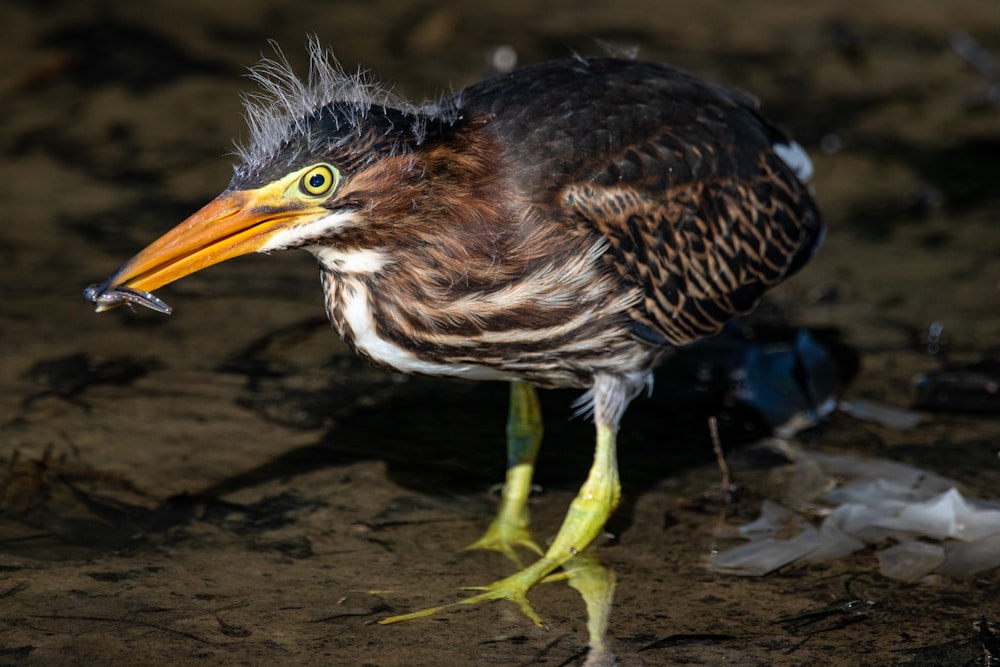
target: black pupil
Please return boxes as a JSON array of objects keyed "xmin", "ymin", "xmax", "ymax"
[{"xmin": 309, "ymin": 172, "xmax": 326, "ymax": 189}]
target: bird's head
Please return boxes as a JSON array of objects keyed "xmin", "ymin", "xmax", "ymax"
[{"xmin": 87, "ymin": 39, "xmax": 448, "ymax": 312}]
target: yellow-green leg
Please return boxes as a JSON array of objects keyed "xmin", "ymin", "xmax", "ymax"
[
  {"xmin": 380, "ymin": 422, "xmax": 621, "ymax": 626},
  {"xmin": 465, "ymin": 381, "xmax": 544, "ymax": 563}
]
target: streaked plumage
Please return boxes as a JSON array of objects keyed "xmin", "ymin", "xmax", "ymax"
[
  {"xmin": 86, "ymin": 40, "xmax": 823, "ymax": 647},
  {"xmin": 236, "ymin": 51, "xmax": 821, "ymax": 397}
]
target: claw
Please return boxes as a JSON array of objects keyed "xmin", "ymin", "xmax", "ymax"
[
  {"xmin": 465, "ymin": 517, "xmax": 544, "ymax": 566},
  {"xmin": 465, "ymin": 381, "xmax": 547, "ymax": 565},
  {"xmin": 379, "ymin": 558, "xmax": 555, "ymax": 626},
  {"xmin": 381, "ymin": 423, "xmax": 621, "ymax": 635}
]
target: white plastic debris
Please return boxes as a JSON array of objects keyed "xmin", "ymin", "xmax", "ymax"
[
  {"xmin": 877, "ymin": 541, "xmax": 945, "ymax": 582},
  {"xmin": 712, "ymin": 524, "xmax": 822, "ymax": 576},
  {"xmin": 838, "ymin": 398, "xmax": 922, "ymax": 429},
  {"xmin": 938, "ymin": 533, "xmax": 1000, "ymax": 576},
  {"xmin": 712, "ymin": 449, "xmax": 1000, "ymax": 581},
  {"xmin": 892, "ymin": 487, "xmax": 1000, "ymax": 541},
  {"xmin": 801, "ymin": 509, "xmax": 866, "ymax": 562},
  {"xmin": 736, "ymin": 500, "xmax": 800, "ymax": 538}
]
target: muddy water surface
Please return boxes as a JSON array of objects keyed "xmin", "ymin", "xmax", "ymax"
[{"xmin": 2, "ymin": 1, "xmax": 999, "ymax": 665}]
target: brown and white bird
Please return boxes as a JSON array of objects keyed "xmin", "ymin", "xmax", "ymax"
[{"xmin": 87, "ymin": 41, "xmax": 822, "ymax": 635}]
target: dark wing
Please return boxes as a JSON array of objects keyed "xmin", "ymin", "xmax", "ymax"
[
  {"xmin": 459, "ymin": 57, "xmax": 822, "ymax": 347},
  {"xmin": 566, "ymin": 93, "xmax": 821, "ymax": 347},
  {"xmin": 565, "ymin": 153, "xmax": 820, "ymax": 347}
]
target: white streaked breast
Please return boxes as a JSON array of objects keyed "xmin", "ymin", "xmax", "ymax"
[{"xmin": 340, "ymin": 281, "xmax": 514, "ymax": 381}]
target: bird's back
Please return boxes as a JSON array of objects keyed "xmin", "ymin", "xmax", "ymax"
[{"xmin": 454, "ymin": 57, "xmax": 823, "ymax": 348}]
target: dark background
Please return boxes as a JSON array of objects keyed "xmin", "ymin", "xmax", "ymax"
[{"xmin": 1, "ymin": 1, "xmax": 998, "ymax": 664}]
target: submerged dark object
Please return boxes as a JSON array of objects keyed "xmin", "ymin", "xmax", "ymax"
[
  {"xmin": 731, "ymin": 328, "xmax": 841, "ymax": 434},
  {"xmin": 914, "ymin": 357, "xmax": 1000, "ymax": 414},
  {"xmin": 980, "ymin": 613, "xmax": 999, "ymax": 666},
  {"xmin": 655, "ymin": 323, "xmax": 852, "ymax": 436}
]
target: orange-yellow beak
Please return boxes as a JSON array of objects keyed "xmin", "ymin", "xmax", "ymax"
[{"xmin": 87, "ymin": 187, "xmax": 329, "ymax": 313}]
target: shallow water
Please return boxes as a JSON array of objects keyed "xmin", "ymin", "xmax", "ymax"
[{"xmin": 1, "ymin": 1, "xmax": 999, "ymax": 664}]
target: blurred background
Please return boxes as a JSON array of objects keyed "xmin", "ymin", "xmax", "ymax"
[{"xmin": 1, "ymin": 1, "xmax": 998, "ymax": 664}]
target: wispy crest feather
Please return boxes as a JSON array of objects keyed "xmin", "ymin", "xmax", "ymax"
[{"xmin": 236, "ymin": 37, "xmax": 426, "ymax": 164}]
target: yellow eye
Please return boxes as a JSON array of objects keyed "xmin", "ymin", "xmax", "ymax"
[{"xmin": 299, "ymin": 164, "xmax": 339, "ymax": 197}]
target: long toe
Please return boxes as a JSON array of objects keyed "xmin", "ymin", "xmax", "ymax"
[
  {"xmin": 465, "ymin": 518, "xmax": 544, "ymax": 565},
  {"xmin": 379, "ymin": 557, "xmax": 556, "ymax": 627}
]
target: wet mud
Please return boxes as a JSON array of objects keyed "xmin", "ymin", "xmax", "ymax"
[{"xmin": 2, "ymin": 1, "xmax": 999, "ymax": 664}]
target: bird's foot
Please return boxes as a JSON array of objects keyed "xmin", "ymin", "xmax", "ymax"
[
  {"xmin": 465, "ymin": 516, "xmax": 544, "ymax": 566},
  {"xmin": 379, "ymin": 557, "xmax": 559, "ymax": 627},
  {"xmin": 466, "ymin": 381, "xmax": 546, "ymax": 565},
  {"xmin": 381, "ymin": 421, "xmax": 621, "ymax": 630}
]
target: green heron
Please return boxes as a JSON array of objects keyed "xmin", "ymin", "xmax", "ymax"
[{"xmin": 86, "ymin": 42, "xmax": 822, "ymax": 628}]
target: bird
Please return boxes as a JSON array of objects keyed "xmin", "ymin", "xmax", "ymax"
[{"xmin": 86, "ymin": 40, "xmax": 823, "ymax": 632}]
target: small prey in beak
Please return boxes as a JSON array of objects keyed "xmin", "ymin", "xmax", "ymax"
[
  {"xmin": 83, "ymin": 284, "xmax": 173, "ymax": 314},
  {"xmin": 83, "ymin": 168, "xmax": 339, "ymax": 316}
]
